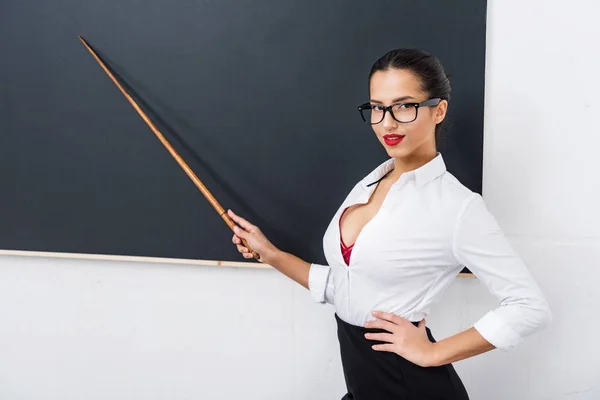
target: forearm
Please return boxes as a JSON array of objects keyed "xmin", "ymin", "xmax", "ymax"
[
  {"xmin": 228, "ymin": 209, "xmax": 312, "ymax": 289},
  {"xmin": 430, "ymin": 327, "xmax": 495, "ymax": 366},
  {"xmin": 266, "ymin": 249, "xmax": 311, "ymax": 290}
]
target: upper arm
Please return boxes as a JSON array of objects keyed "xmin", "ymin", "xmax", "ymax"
[{"xmin": 453, "ymin": 194, "xmax": 552, "ymax": 351}]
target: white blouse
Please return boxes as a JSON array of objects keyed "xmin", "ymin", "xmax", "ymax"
[{"xmin": 308, "ymin": 153, "xmax": 551, "ymax": 351}]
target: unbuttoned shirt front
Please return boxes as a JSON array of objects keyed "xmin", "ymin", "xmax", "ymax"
[{"xmin": 308, "ymin": 153, "xmax": 551, "ymax": 351}]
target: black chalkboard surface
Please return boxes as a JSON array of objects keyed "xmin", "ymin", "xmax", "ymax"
[{"xmin": 0, "ymin": 0, "xmax": 487, "ymax": 267}]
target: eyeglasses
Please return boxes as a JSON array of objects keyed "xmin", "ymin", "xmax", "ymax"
[{"xmin": 357, "ymin": 98, "xmax": 442, "ymax": 124}]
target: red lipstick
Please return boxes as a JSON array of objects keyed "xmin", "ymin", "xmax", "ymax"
[{"xmin": 383, "ymin": 134, "xmax": 405, "ymax": 146}]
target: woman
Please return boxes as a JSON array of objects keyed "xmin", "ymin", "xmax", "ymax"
[{"xmin": 228, "ymin": 48, "xmax": 552, "ymax": 399}]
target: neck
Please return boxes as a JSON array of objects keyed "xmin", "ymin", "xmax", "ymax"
[{"xmin": 389, "ymin": 149, "xmax": 437, "ymax": 180}]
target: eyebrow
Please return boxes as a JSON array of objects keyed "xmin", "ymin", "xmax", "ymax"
[{"xmin": 369, "ymin": 96, "xmax": 416, "ymax": 104}]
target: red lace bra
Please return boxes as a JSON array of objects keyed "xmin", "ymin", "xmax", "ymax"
[{"xmin": 339, "ymin": 207, "xmax": 354, "ymax": 266}]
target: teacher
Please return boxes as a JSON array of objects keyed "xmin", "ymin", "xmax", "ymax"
[{"xmin": 227, "ymin": 48, "xmax": 551, "ymax": 399}]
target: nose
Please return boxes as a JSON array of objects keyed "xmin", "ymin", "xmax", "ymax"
[{"xmin": 382, "ymin": 109, "xmax": 398, "ymax": 130}]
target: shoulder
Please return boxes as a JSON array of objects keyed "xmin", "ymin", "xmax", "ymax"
[
  {"xmin": 418, "ymin": 169, "xmax": 491, "ymax": 232},
  {"xmin": 435, "ymin": 170, "xmax": 480, "ymax": 206},
  {"xmin": 435, "ymin": 171, "xmax": 499, "ymax": 232}
]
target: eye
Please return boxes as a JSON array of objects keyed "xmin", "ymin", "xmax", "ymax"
[
  {"xmin": 371, "ymin": 105, "xmax": 386, "ymax": 112},
  {"xmin": 393, "ymin": 103, "xmax": 416, "ymax": 111}
]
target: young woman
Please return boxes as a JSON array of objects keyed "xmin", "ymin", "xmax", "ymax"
[{"xmin": 227, "ymin": 48, "xmax": 552, "ymax": 400}]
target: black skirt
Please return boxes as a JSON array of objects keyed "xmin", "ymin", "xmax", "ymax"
[{"xmin": 336, "ymin": 314, "xmax": 470, "ymax": 400}]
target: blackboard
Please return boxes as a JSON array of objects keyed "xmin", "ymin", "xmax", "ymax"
[{"xmin": 0, "ymin": 0, "xmax": 487, "ymax": 268}]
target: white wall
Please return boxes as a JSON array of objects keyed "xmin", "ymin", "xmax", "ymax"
[
  {"xmin": 464, "ymin": 0, "xmax": 600, "ymax": 398},
  {"xmin": 0, "ymin": 256, "xmax": 346, "ymax": 399},
  {"xmin": 1, "ymin": 1, "xmax": 599, "ymax": 398}
]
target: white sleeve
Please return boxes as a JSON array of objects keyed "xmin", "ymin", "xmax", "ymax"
[
  {"xmin": 453, "ymin": 194, "xmax": 552, "ymax": 351},
  {"xmin": 308, "ymin": 263, "xmax": 335, "ymax": 305}
]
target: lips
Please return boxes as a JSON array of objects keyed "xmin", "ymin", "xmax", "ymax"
[{"xmin": 383, "ymin": 134, "xmax": 405, "ymax": 146}]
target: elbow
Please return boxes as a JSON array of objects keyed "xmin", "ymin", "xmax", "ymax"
[
  {"xmin": 534, "ymin": 297, "xmax": 553, "ymax": 332},
  {"xmin": 519, "ymin": 294, "xmax": 553, "ymax": 337},
  {"xmin": 491, "ymin": 295, "xmax": 553, "ymax": 351},
  {"xmin": 475, "ymin": 290, "xmax": 553, "ymax": 352}
]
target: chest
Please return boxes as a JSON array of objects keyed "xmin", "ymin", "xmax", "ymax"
[
  {"xmin": 339, "ymin": 181, "xmax": 392, "ymax": 246},
  {"xmin": 323, "ymin": 186, "xmax": 457, "ymax": 271}
]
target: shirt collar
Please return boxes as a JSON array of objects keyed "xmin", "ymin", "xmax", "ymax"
[{"xmin": 362, "ymin": 153, "xmax": 447, "ymax": 188}]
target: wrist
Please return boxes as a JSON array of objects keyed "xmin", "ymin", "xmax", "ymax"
[
  {"xmin": 427, "ymin": 342, "xmax": 443, "ymax": 367},
  {"xmin": 430, "ymin": 342, "xmax": 448, "ymax": 367},
  {"xmin": 262, "ymin": 246, "xmax": 283, "ymax": 266}
]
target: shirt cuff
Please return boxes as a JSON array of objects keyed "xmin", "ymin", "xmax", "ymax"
[
  {"xmin": 308, "ymin": 263, "xmax": 331, "ymax": 303},
  {"xmin": 473, "ymin": 310, "xmax": 524, "ymax": 351}
]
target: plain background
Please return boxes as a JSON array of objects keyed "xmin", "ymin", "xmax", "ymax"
[{"xmin": 1, "ymin": 0, "xmax": 598, "ymax": 399}]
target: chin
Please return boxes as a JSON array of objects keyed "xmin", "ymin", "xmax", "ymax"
[{"xmin": 384, "ymin": 145, "xmax": 414, "ymax": 159}]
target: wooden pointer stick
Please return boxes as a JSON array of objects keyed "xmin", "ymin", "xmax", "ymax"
[{"xmin": 78, "ymin": 36, "xmax": 259, "ymax": 260}]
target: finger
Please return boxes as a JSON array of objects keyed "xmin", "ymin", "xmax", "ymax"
[
  {"xmin": 372, "ymin": 311, "xmax": 404, "ymax": 325},
  {"xmin": 236, "ymin": 245, "xmax": 248, "ymax": 253},
  {"xmin": 364, "ymin": 319, "xmax": 397, "ymax": 333},
  {"xmin": 227, "ymin": 209, "xmax": 255, "ymax": 232},
  {"xmin": 364, "ymin": 332, "xmax": 395, "ymax": 343},
  {"xmin": 372, "ymin": 343, "xmax": 396, "ymax": 352},
  {"xmin": 233, "ymin": 225, "xmax": 249, "ymax": 239},
  {"xmin": 232, "ymin": 235, "xmax": 241, "ymax": 244}
]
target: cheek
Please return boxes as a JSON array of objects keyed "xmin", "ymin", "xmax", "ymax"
[
  {"xmin": 407, "ymin": 115, "xmax": 436, "ymax": 140},
  {"xmin": 372, "ymin": 125, "xmax": 386, "ymax": 138},
  {"xmin": 402, "ymin": 122, "xmax": 427, "ymax": 141}
]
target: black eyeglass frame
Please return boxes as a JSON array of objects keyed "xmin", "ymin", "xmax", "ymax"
[{"xmin": 357, "ymin": 97, "xmax": 443, "ymax": 124}]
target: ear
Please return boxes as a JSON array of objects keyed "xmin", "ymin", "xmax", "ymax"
[{"xmin": 434, "ymin": 100, "xmax": 448, "ymax": 124}]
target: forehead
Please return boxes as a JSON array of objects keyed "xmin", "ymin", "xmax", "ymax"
[{"xmin": 369, "ymin": 69, "xmax": 424, "ymax": 100}]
